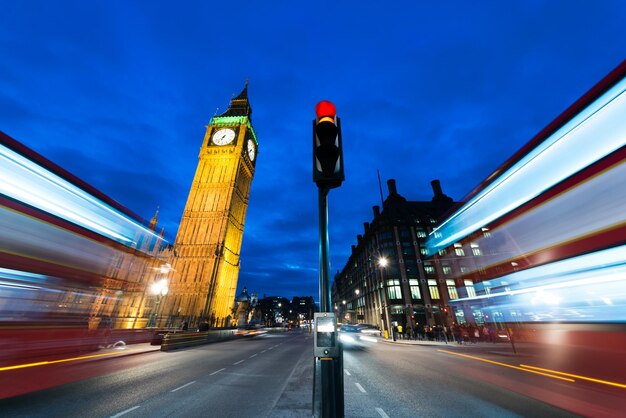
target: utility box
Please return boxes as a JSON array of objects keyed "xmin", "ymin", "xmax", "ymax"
[{"xmin": 314, "ymin": 312, "xmax": 338, "ymax": 358}]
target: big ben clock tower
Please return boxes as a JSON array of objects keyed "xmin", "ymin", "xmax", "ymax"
[{"xmin": 165, "ymin": 83, "xmax": 257, "ymax": 328}]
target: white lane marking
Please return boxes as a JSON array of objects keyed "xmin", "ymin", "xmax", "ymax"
[
  {"xmin": 344, "ymin": 369, "xmax": 351, "ymax": 376},
  {"xmin": 355, "ymin": 382, "xmax": 366, "ymax": 393},
  {"xmin": 261, "ymin": 350, "xmax": 267, "ymax": 353},
  {"xmin": 171, "ymin": 381, "xmax": 196, "ymax": 392},
  {"xmin": 210, "ymin": 368, "xmax": 226, "ymax": 376},
  {"xmin": 268, "ymin": 347, "xmax": 274, "ymax": 350},
  {"xmin": 234, "ymin": 360, "xmax": 245, "ymax": 365},
  {"xmin": 376, "ymin": 407, "xmax": 390, "ymax": 418},
  {"xmin": 110, "ymin": 406, "xmax": 140, "ymax": 418},
  {"xmin": 249, "ymin": 354, "xmax": 257, "ymax": 358}
]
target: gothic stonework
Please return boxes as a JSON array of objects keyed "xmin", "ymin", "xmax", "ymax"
[{"xmin": 164, "ymin": 83, "xmax": 257, "ymax": 327}]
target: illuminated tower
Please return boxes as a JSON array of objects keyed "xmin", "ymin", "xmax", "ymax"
[{"xmin": 166, "ymin": 83, "xmax": 257, "ymax": 327}]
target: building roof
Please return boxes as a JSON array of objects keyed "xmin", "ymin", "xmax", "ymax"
[{"xmin": 236, "ymin": 286, "xmax": 251, "ymax": 302}]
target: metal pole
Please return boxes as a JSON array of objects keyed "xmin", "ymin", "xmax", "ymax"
[
  {"xmin": 314, "ymin": 185, "xmax": 344, "ymax": 418},
  {"xmin": 318, "ymin": 187, "xmax": 331, "ymax": 312}
]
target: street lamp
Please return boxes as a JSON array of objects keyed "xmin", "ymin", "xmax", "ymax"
[
  {"xmin": 354, "ymin": 289, "xmax": 360, "ymax": 324},
  {"xmin": 149, "ymin": 278, "xmax": 169, "ymax": 327},
  {"xmin": 377, "ymin": 256, "xmax": 392, "ymax": 339}
]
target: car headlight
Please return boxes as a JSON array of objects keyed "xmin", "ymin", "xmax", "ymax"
[
  {"xmin": 359, "ymin": 336, "xmax": 377, "ymax": 343},
  {"xmin": 339, "ymin": 334, "xmax": 355, "ymax": 343}
]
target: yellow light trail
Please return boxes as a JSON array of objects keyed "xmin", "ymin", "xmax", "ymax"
[
  {"xmin": 520, "ymin": 364, "xmax": 626, "ymax": 389},
  {"xmin": 437, "ymin": 350, "xmax": 575, "ymax": 383},
  {"xmin": 0, "ymin": 351, "xmax": 125, "ymax": 372}
]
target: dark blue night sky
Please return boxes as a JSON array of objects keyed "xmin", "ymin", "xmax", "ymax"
[{"xmin": 1, "ymin": 1, "xmax": 624, "ymax": 300}]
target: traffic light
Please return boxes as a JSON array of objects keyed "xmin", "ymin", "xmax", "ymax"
[
  {"xmin": 313, "ymin": 100, "xmax": 344, "ymax": 189},
  {"xmin": 442, "ymin": 306, "xmax": 449, "ymax": 314}
]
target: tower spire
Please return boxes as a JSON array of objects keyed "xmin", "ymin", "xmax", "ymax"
[
  {"xmin": 218, "ymin": 81, "xmax": 252, "ymax": 118},
  {"xmin": 149, "ymin": 206, "xmax": 160, "ymax": 230}
]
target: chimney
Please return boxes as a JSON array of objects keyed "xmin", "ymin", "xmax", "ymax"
[
  {"xmin": 431, "ymin": 179, "xmax": 443, "ymax": 197},
  {"xmin": 364, "ymin": 222, "xmax": 370, "ymax": 233},
  {"xmin": 387, "ymin": 179, "xmax": 397, "ymax": 196},
  {"xmin": 373, "ymin": 205, "xmax": 380, "ymax": 217}
]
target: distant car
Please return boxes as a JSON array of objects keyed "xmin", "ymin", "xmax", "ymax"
[
  {"xmin": 338, "ymin": 324, "xmax": 377, "ymax": 347},
  {"xmin": 340, "ymin": 324, "xmax": 361, "ymax": 333},
  {"xmin": 338, "ymin": 324, "xmax": 362, "ymax": 346}
]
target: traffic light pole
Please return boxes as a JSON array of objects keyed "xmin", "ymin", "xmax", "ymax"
[
  {"xmin": 314, "ymin": 186, "xmax": 344, "ymax": 418},
  {"xmin": 318, "ymin": 187, "xmax": 331, "ymax": 311}
]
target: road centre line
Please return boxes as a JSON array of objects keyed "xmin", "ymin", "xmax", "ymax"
[
  {"xmin": 234, "ymin": 360, "xmax": 245, "ymax": 365},
  {"xmin": 344, "ymin": 369, "xmax": 351, "ymax": 376},
  {"xmin": 109, "ymin": 405, "xmax": 140, "ymax": 418},
  {"xmin": 437, "ymin": 350, "xmax": 574, "ymax": 382},
  {"xmin": 171, "ymin": 381, "xmax": 196, "ymax": 392},
  {"xmin": 249, "ymin": 354, "xmax": 257, "ymax": 358},
  {"xmin": 519, "ymin": 364, "xmax": 626, "ymax": 389},
  {"xmin": 376, "ymin": 407, "xmax": 390, "ymax": 418},
  {"xmin": 355, "ymin": 382, "xmax": 366, "ymax": 393},
  {"xmin": 210, "ymin": 368, "xmax": 226, "ymax": 376}
]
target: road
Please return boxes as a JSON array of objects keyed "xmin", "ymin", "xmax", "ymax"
[
  {"xmin": 2, "ymin": 330, "xmax": 624, "ymax": 417},
  {"xmin": 1, "ymin": 332, "xmax": 312, "ymax": 418}
]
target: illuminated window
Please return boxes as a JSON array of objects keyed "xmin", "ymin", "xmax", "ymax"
[
  {"xmin": 446, "ymin": 280, "xmax": 458, "ymax": 299},
  {"xmin": 428, "ymin": 279, "xmax": 440, "ymax": 299},
  {"xmin": 409, "ymin": 279, "xmax": 421, "ymax": 299},
  {"xmin": 424, "ymin": 265, "xmax": 435, "ymax": 275},
  {"xmin": 416, "ymin": 230, "xmax": 427, "ymax": 238},
  {"xmin": 482, "ymin": 227, "xmax": 491, "ymax": 238},
  {"xmin": 438, "ymin": 249, "xmax": 446, "ymax": 256},
  {"xmin": 471, "ymin": 243, "xmax": 482, "ymax": 256},
  {"xmin": 420, "ymin": 247, "xmax": 428, "ymax": 255},
  {"xmin": 464, "ymin": 280, "xmax": 476, "ymax": 298},
  {"xmin": 442, "ymin": 265, "xmax": 452, "ymax": 275},
  {"xmin": 454, "ymin": 243, "xmax": 465, "ymax": 256},
  {"xmin": 387, "ymin": 279, "xmax": 402, "ymax": 300},
  {"xmin": 391, "ymin": 306, "xmax": 405, "ymax": 315},
  {"xmin": 460, "ymin": 266, "xmax": 469, "ymax": 273}
]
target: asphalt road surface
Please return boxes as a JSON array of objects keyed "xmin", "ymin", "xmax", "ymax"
[{"xmin": 4, "ymin": 331, "xmax": 622, "ymax": 417}]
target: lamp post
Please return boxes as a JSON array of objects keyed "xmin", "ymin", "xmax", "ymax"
[
  {"xmin": 354, "ymin": 289, "xmax": 360, "ymax": 324},
  {"xmin": 150, "ymin": 278, "xmax": 169, "ymax": 327},
  {"xmin": 377, "ymin": 256, "xmax": 392, "ymax": 339}
]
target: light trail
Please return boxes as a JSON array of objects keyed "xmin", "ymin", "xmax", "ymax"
[
  {"xmin": 0, "ymin": 350, "xmax": 127, "ymax": 372},
  {"xmin": 437, "ymin": 350, "xmax": 575, "ymax": 382},
  {"xmin": 519, "ymin": 364, "xmax": 626, "ymax": 389}
]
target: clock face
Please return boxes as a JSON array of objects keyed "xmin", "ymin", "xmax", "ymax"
[
  {"xmin": 212, "ymin": 128, "xmax": 236, "ymax": 146},
  {"xmin": 247, "ymin": 139, "xmax": 256, "ymax": 161}
]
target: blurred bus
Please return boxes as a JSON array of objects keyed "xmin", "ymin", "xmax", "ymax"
[
  {"xmin": 425, "ymin": 61, "xmax": 626, "ymax": 342},
  {"xmin": 0, "ymin": 132, "xmax": 168, "ymax": 364}
]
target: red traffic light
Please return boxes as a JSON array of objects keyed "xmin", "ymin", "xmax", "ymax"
[{"xmin": 315, "ymin": 100, "xmax": 336, "ymax": 119}]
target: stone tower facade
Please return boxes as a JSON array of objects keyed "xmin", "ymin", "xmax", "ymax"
[{"xmin": 164, "ymin": 83, "xmax": 257, "ymax": 327}]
